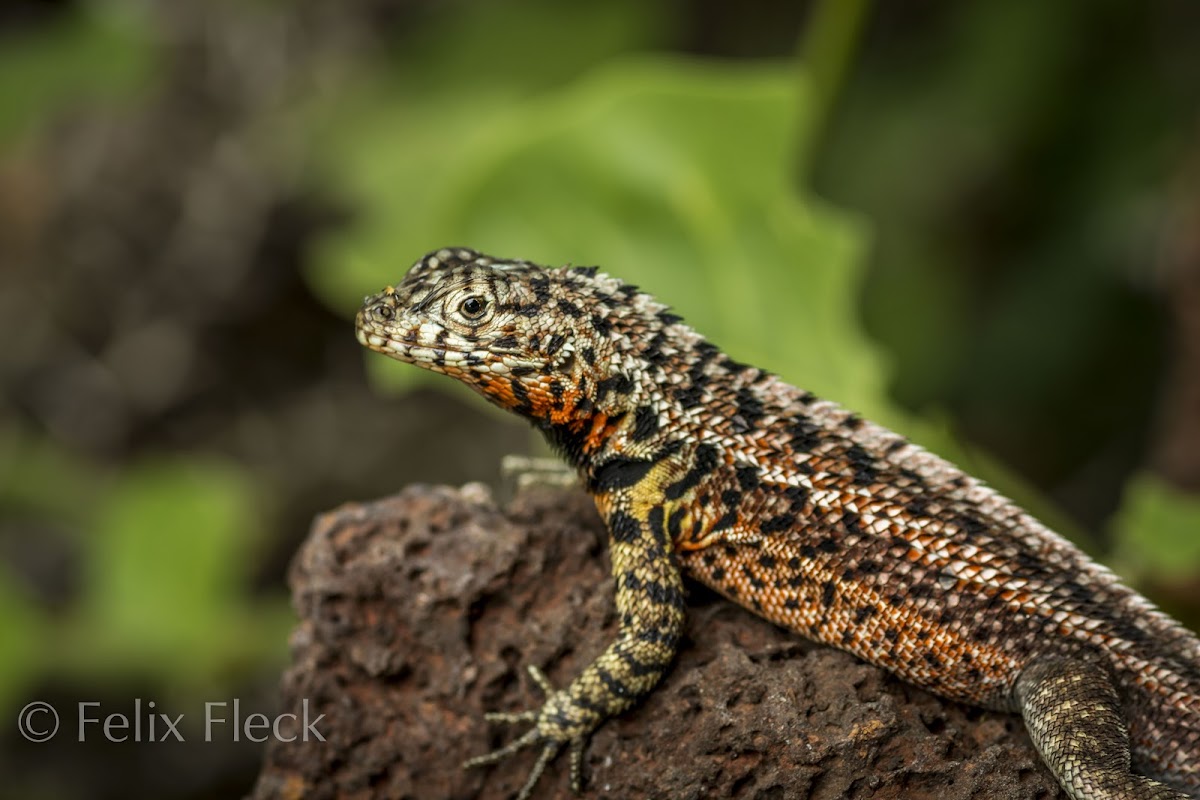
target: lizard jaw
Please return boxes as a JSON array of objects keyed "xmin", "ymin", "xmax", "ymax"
[{"xmin": 356, "ymin": 326, "xmax": 542, "ymax": 376}]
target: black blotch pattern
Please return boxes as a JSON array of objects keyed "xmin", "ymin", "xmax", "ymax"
[
  {"xmin": 956, "ymin": 513, "xmax": 988, "ymax": 537},
  {"xmin": 906, "ymin": 497, "xmax": 931, "ymax": 517},
  {"xmin": 667, "ymin": 507, "xmax": 686, "ymax": 540},
  {"xmin": 595, "ymin": 666, "xmax": 631, "ymax": 698},
  {"xmin": 733, "ymin": 388, "xmax": 766, "ymax": 432},
  {"xmin": 492, "ymin": 335, "xmax": 518, "ymax": 349},
  {"xmin": 510, "ymin": 379, "xmax": 530, "ymax": 408},
  {"xmin": 711, "ymin": 509, "xmax": 740, "ymax": 532},
  {"xmin": 789, "ymin": 416, "xmax": 823, "ymax": 451},
  {"xmin": 543, "ymin": 420, "xmax": 588, "ymax": 463},
  {"xmin": 674, "ymin": 385, "xmax": 705, "ymax": 409},
  {"xmin": 664, "ymin": 444, "xmax": 719, "ymax": 500},
  {"xmin": 761, "ymin": 514, "xmax": 796, "ymax": 534},
  {"xmin": 609, "ymin": 512, "xmax": 641, "ymax": 543},
  {"xmin": 591, "ymin": 456, "xmax": 657, "ymax": 491},
  {"xmin": 736, "ymin": 466, "xmax": 760, "ymax": 491},
  {"xmin": 530, "ymin": 275, "xmax": 551, "ymax": 302},
  {"xmin": 646, "ymin": 507, "xmax": 667, "ymax": 553},
  {"xmin": 783, "ymin": 484, "xmax": 810, "ymax": 512},
  {"xmin": 631, "ymin": 405, "xmax": 659, "ymax": 441},
  {"xmin": 845, "ymin": 444, "xmax": 878, "ymax": 486},
  {"xmin": 742, "ymin": 565, "xmax": 765, "ymax": 591},
  {"xmin": 595, "ymin": 373, "xmax": 634, "ymax": 403},
  {"xmin": 558, "ymin": 299, "xmax": 583, "ymax": 318}
]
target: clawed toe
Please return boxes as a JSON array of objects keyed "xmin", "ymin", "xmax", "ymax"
[
  {"xmin": 483, "ymin": 710, "xmax": 538, "ymax": 725},
  {"xmin": 462, "ymin": 728, "xmax": 541, "ymax": 769},
  {"xmin": 464, "ymin": 663, "xmax": 589, "ymax": 799}
]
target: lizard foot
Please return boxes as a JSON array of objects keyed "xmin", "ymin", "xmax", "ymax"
[{"xmin": 464, "ymin": 664, "xmax": 590, "ymax": 800}]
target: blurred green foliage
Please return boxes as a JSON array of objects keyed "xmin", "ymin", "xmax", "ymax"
[
  {"xmin": 0, "ymin": 1, "xmax": 152, "ymax": 146},
  {"xmin": 308, "ymin": 0, "xmax": 1075, "ymax": 530},
  {"xmin": 70, "ymin": 459, "xmax": 291, "ymax": 687},
  {"xmin": 312, "ymin": 58, "xmax": 885, "ymax": 412},
  {"xmin": 817, "ymin": 1, "xmax": 1188, "ymax": 501},
  {"xmin": 0, "ymin": 0, "xmax": 287, "ymax": 715},
  {"xmin": 307, "ymin": 0, "xmax": 898, "ymax": 417},
  {"xmin": 0, "ymin": 432, "xmax": 92, "ymax": 711},
  {"xmin": 0, "ymin": 436, "xmax": 290, "ymax": 712},
  {"xmin": 1114, "ymin": 475, "xmax": 1200, "ymax": 583},
  {"xmin": 0, "ymin": 550, "xmax": 42, "ymax": 712}
]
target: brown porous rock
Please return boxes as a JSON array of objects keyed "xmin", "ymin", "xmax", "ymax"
[{"xmin": 249, "ymin": 484, "xmax": 1065, "ymax": 800}]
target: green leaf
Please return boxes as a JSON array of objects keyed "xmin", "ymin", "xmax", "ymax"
[
  {"xmin": 312, "ymin": 58, "xmax": 886, "ymax": 404},
  {"xmin": 1112, "ymin": 474, "xmax": 1200, "ymax": 582},
  {"xmin": 378, "ymin": 0, "xmax": 669, "ymax": 98},
  {"xmin": 309, "ymin": 51, "xmax": 1075, "ymax": 535},
  {"xmin": 65, "ymin": 459, "xmax": 287, "ymax": 686}
]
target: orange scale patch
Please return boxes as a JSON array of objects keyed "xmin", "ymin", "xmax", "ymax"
[{"xmin": 480, "ymin": 376, "xmax": 519, "ymax": 409}]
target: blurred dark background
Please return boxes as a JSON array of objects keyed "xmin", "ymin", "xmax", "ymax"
[{"xmin": 1, "ymin": 0, "xmax": 1197, "ymax": 797}]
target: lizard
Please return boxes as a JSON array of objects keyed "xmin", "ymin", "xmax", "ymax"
[{"xmin": 355, "ymin": 247, "xmax": 1200, "ymax": 800}]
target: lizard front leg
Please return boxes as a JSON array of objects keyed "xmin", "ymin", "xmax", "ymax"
[
  {"xmin": 1016, "ymin": 656, "xmax": 1192, "ymax": 800},
  {"xmin": 465, "ymin": 473, "xmax": 687, "ymax": 799}
]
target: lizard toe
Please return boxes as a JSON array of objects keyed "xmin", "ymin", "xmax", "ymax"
[{"xmin": 464, "ymin": 664, "xmax": 596, "ymax": 798}]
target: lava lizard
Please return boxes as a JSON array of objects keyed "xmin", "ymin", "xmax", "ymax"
[{"xmin": 355, "ymin": 247, "xmax": 1200, "ymax": 799}]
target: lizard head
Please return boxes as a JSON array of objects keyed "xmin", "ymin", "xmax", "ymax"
[{"xmin": 356, "ymin": 247, "xmax": 651, "ymax": 423}]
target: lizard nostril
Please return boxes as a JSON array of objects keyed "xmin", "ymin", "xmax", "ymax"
[{"xmin": 372, "ymin": 304, "xmax": 395, "ymax": 322}]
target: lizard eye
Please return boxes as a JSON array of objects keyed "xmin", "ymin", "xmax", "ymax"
[{"xmin": 459, "ymin": 295, "xmax": 488, "ymax": 320}]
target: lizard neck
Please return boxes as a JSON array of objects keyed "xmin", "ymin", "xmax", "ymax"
[
  {"xmin": 531, "ymin": 341, "xmax": 659, "ymax": 473},
  {"xmin": 532, "ymin": 357, "xmax": 643, "ymax": 473}
]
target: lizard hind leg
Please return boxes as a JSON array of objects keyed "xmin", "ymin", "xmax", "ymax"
[{"xmin": 1016, "ymin": 656, "xmax": 1192, "ymax": 800}]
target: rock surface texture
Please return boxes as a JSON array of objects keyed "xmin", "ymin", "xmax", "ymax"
[{"xmin": 249, "ymin": 484, "xmax": 1065, "ymax": 800}]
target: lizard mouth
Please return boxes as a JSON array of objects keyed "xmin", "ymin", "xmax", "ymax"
[
  {"xmin": 356, "ymin": 327, "xmax": 467, "ymax": 364},
  {"xmin": 356, "ymin": 327, "xmax": 541, "ymax": 373}
]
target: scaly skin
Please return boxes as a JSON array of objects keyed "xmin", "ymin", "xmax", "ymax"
[{"xmin": 355, "ymin": 247, "xmax": 1200, "ymax": 800}]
